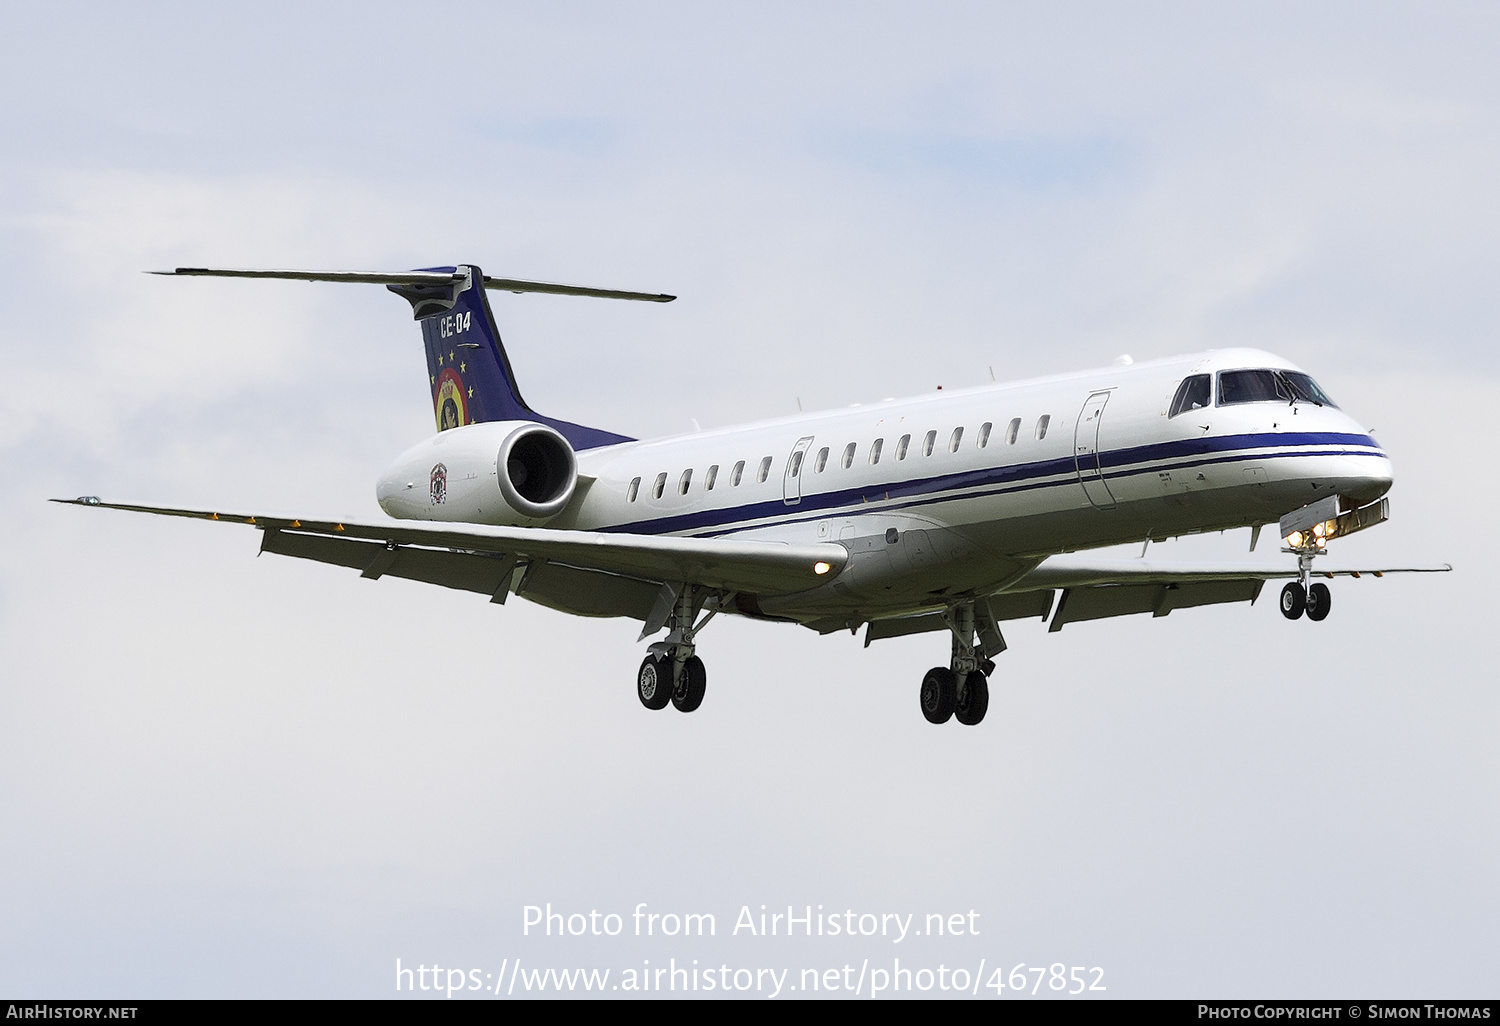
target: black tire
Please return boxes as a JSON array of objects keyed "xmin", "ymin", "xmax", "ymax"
[
  {"xmin": 671, "ymin": 655, "xmax": 707, "ymax": 713},
  {"xmin": 1280, "ymin": 582, "xmax": 1306, "ymax": 620},
  {"xmin": 637, "ymin": 655, "xmax": 672, "ymax": 710},
  {"xmin": 919, "ymin": 667, "xmax": 958, "ymax": 724},
  {"xmin": 955, "ymin": 671, "xmax": 989, "ymax": 726},
  {"xmin": 1306, "ymin": 582, "xmax": 1331, "ymax": 622}
]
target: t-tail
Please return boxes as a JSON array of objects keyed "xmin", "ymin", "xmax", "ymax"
[{"xmin": 153, "ymin": 263, "xmax": 675, "ymax": 450}]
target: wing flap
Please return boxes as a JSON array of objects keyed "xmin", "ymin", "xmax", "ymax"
[
  {"xmin": 1047, "ymin": 579, "xmax": 1264, "ymax": 632},
  {"xmin": 862, "ymin": 590, "xmax": 1055, "ymax": 646},
  {"xmin": 518, "ymin": 561, "xmax": 661, "ymax": 620},
  {"xmin": 262, "ymin": 530, "xmax": 516, "ymax": 596}
]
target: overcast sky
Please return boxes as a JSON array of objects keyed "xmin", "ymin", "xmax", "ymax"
[{"xmin": 1, "ymin": 2, "xmax": 1495, "ymax": 999}]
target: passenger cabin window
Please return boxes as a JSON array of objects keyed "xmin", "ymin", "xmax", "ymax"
[
  {"xmin": 652, "ymin": 472, "xmax": 667, "ymax": 499},
  {"xmin": 869, "ymin": 438, "xmax": 883, "ymax": 464},
  {"xmin": 678, "ymin": 469, "xmax": 692, "ymax": 495},
  {"xmin": 948, "ymin": 427, "xmax": 963, "ymax": 452},
  {"xmin": 978, "ymin": 422, "xmax": 992, "ymax": 448},
  {"xmin": 896, "ymin": 434, "xmax": 911, "ymax": 460},
  {"xmin": 1035, "ymin": 415, "xmax": 1050, "ymax": 441},
  {"xmin": 1170, "ymin": 374, "xmax": 1212, "ymax": 417},
  {"xmin": 841, "ymin": 442, "xmax": 856, "ymax": 469},
  {"xmin": 627, "ymin": 477, "xmax": 640, "ymax": 502},
  {"xmin": 1006, "ymin": 418, "xmax": 1021, "ymax": 444},
  {"xmin": 705, "ymin": 465, "xmax": 718, "ymax": 490},
  {"xmin": 815, "ymin": 446, "xmax": 829, "ymax": 472},
  {"xmin": 757, "ymin": 456, "xmax": 773, "ymax": 483},
  {"xmin": 731, "ymin": 460, "xmax": 745, "ymax": 486},
  {"xmin": 789, "ymin": 450, "xmax": 804, "ymax": 477},
  {"xmin": 923, "ymin": 430, "xmax": 937, "ymax": 456}
]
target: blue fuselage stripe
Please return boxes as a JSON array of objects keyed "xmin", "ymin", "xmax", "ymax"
[{"xmin": 600, "ymin": 432, "xmax": 1384, "ymax": 538}]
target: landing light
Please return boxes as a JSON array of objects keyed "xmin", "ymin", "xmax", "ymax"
[{"xmin": 813, "ymin": 561, "xmax": 832, "ymax": 575}]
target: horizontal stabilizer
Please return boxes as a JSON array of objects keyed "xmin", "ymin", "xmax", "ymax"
[{"xmin": 152, "ymin": 267, "xmax": 675, "ymax": 302}]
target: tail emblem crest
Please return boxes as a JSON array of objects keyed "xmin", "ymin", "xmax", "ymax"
[{"xmin": 434, "ymin": 370, "xmax": 470, "ymax": 431}]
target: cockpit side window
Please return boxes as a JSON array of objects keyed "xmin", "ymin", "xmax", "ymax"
[{"xmin": 1169, "ymin": 374, "xmax": 1212, "ymax": 418}]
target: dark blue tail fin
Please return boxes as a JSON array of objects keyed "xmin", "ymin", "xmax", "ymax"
[{"xmin": 387, "ymin": 264, "xmax": 633, "ymax": 450}]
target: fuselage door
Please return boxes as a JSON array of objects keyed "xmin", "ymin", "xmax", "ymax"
[
  {"xmin": 784, "ymin": 435, "xmax": 815, "ymax": 505},
  {"xmin": 1074, "ymin": 391, "xmax": 1117, "ymax": 509}
]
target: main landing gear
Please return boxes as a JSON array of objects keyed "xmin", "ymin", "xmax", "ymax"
[
  {"xmin": 636, "ymin": 585, "xmax": 726, "ymax": 714},
  {"xmin": 637, "ymin": 652, "xmax": 706, "ymax": 711},
  {"xmin": 920, "ymin": 601, "xmax": 1002, "ymax": 726}
]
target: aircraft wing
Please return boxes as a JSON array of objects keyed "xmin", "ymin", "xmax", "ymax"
[
  {"xmin": 1011, "ymin": 553, "xmax": 1451, "ymax": 632},
  {"xmin": 52, "ymin": 499, "xmax": 845, "ymax": 621}
]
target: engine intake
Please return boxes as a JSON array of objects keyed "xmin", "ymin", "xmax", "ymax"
[{"xmin": 497, "ymin": 424, "xmax": 577, "ymax": 520}]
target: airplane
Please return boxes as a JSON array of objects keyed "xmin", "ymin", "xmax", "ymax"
[{"xmin": 58, "ymin": 263, "xmax": 1450, "ymax": 725}]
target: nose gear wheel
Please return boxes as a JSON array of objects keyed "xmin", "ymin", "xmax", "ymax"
[
  {"xmin": 1305, "ymin": 582, "xmax": 1331, "ymax": 621},
  {"xmin": 1280, "ymin": 582, "xmax": 1306, "ymax": 620}
]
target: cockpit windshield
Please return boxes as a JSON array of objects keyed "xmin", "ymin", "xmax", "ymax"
[
  {"xmin": 1280, "ymin": 371, "xmax": 1337, "ymax": 407},
  {"xmin": 1217, "ymin": 369, "xmax": 1338, "ymax": 409}
]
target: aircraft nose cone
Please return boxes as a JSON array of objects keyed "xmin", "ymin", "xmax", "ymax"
[{"xmin": 1342, "ymin": 441, "xmax": 1393, "ymax": 506}]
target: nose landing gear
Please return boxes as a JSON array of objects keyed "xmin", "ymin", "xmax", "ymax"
[
  {"xmin": 1279, "ymin": 546, "xmax": 1337, "ymax": 624},
  {"xmin": 1280, "ymin": 576, "xmax": 1332, "ymax": 623},
  {"xmin": 1275, "ymin": 495, "xmax": 1389, "ymax": 626}
]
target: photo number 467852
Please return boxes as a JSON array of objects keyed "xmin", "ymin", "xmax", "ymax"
[{"xmin": 989, "ymin": 964, "xmax": 1106, "ymax": 996}]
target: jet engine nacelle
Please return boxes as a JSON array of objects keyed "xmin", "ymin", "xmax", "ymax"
[{"xmin": 376, "ymin": 421, "xmax": 578, "ymax": 526}]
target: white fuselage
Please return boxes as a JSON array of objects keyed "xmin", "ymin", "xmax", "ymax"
[{"xmin": 378, "ymin": 348, "xmax": 1392, "ymax": 621}]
